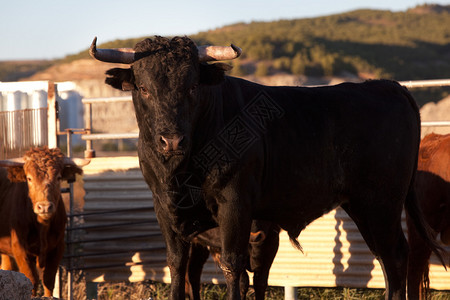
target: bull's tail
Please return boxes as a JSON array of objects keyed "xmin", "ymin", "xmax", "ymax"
[
  {"xmin": 405, "ymin": 195, "xmax": 443, "ymax": 296},
  {"xmin": 401, "ymin": 82, "xmax": 448, "ymax": 296},
  {"xmin": 405, "ymin": 187, "xmax": 447, "ymax": 299},
  {"xmin": 405, "ymin": 186, "xmax": 447, "ymax": 268},
  {"xmin": 287, "ymin": 232, "xmax": 303, "ymax": 253},
  {"xmin": 403, "ymin": 80, "xmax": 447, "ymax": 267}
]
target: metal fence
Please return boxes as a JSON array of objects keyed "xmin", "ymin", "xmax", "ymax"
[{"xmin": 0, "ymin": 81, "xmax": 59, "ymax": 159}]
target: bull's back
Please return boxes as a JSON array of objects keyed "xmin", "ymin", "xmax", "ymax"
[{"xmin": 252, "ymin": 80, "xmax": 420, "ymax": 225}]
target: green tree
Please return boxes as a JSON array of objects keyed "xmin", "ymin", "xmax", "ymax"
[
  {"xmin": 291, "ymin": 53, "xmax": 307, "ymax": 75},
  {"xmin": 255, "ymin": 63, "xmax": 269, "ymax": 77},
  {"xmin": 273, "ymin": 56, "xmax": 292, "ymax": 72}
]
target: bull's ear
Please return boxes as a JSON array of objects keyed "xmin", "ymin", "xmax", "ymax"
[
  {"xmin": 7, "ymin": 167, "xmax": 26, "ymax": 183},
  {"xmin": 62, "ymin": 165, "xmax": 83, "ymax": 183},
  {"xmin": 105, "ymin": 68, "xmax": 135, "ymax": 91},
  {"xmin": 199, "ymin": 63, "xmax": 232, "ymax": 85}
]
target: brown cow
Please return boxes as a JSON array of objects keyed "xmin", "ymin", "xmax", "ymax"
[
  {"xmin": 407, "ymin": 133, "xmax": 450, "ymax": 300},
  {"xmin": 0, "ymin": 147, "xmax": 89, "ymax": 297}
]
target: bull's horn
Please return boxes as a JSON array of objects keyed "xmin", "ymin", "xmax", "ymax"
[
  {"xmin": 198, "ymin": 44, "xmax": 242, "ymax": 62},
  {"xmin": 89, "ymin": 37, "xmax": 136, "ymax": 64},
  {"xmin": 63, "ymin": 157, "xmax": 91, "ymax": 167},
  {"xmin": 0, "ymin": 158, "xmax": 25, "ymax": 167}
]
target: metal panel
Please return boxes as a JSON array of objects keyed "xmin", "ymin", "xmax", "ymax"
[
  {"xmin": 0, "ymin": 81, "xmax": 62, "ymax": 158},
  {"xmin": 81, "ymin": 157, "xmax": 163, "ymax": 282},
  {"xmin": 81, "ymin": 157, "xmax": 450, "ymax": 290},
  {"xmin": 0, "ymin": 108, "xmax": 48, "ymax": 159},
  {"xmin": 266, "ymin": 210, "xmax": 450, "ymax": 290}
]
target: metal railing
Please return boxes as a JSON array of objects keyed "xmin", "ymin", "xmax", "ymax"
[{"xmin": 399, "ymin": 78, "xmax": 450, "ymax": 88}]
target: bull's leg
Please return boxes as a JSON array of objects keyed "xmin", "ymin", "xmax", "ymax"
[
  {"xmin": 239, "ymin": 269, "xmax": 249, "ymax": 299},
  {"xmin": 156, "ymin": 210, "xmax": 190, "ymax": 300},
  {"xmin": 342, "ymin": 203, "xmax": 408, "ymax": 300},
  {"xmin": 41, "ymin": 244, "xmax": 65, "ymax": 297},
  {"xmin": 249, "ymin": 222, "xmax": 280, "ymax": 300},
  {"xmin": 406, "ymin": 217, "xmax": 433, "ymax": 300},
  {"xmin": 186, "ymin": 243, "xmax": 210, "ymax": 300},
  {"xmin": 167, "ymin": 235, "xmax": 190, "ymax": 299},
  {"xmin": 217, "ymin": 196, "xmax": 252, "ymax": 300}
]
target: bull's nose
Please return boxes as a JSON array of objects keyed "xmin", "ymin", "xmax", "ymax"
[
  {"xmin": 158, "ymin": 134, "xmax": 185, "ymax": 152},
  {"xmin": 35, "ymin": 202, "xmax": 55, "ymax": 215}
]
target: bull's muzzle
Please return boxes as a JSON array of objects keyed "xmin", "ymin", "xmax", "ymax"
[
  {"xmin": 157, "ymin": 134, "xmax": 186, "ymax": 153},
  {"xmin": 34, "ymin": 201, "xmax": 55, "ymax": 220}
]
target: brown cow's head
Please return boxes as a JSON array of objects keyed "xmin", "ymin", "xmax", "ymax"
[
  {"xmin": 0, "ymin": 147, "xmax": 89, "ymax": 224},
  {"xmin": 89, "ymin": 36, "xmax": 241, "ymax": 164}
]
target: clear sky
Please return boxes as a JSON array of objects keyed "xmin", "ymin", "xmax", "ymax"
[{"xmin": 1, "ymin": 1, "xmax": 449, "ymax": 60}]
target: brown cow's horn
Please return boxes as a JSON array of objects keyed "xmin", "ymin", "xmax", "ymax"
[
  {"xmin": 62, "ymin": 157, "xmax": 91, "ymax": 167},
  {"xmin": 0, "ymin": 158, "xmax": 25, "ymax": 167},
  {"xmin": 89, "ymin": 37, "xmax": 136, "ymax": 64},
  {"xmin": 198, "ymin": 44, "xmax": 242, "ymax": 62}
]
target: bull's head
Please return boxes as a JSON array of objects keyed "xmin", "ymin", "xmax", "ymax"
[
  {"xmin": 0, "ymin": 147, "xmax": 90, "ymax": 224},
  {"xmin": 89, "ymin": 36, "xmax": 241, "ymax": 161}
]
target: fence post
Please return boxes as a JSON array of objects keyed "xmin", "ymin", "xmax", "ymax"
[
  {"xmin": 284, "ymin": 286, "xmax": 298, "ymax": 300},
  {"xmin": 47, "ymin": 81, "xmax": 58, "ymax": 148},
  {"xmin": 86, "ymin": 282, "xmax": 98, "ymax": 299},
  {"xmin": 84, "ymin": 101, "xmax": 96, "ymax": 158},
  {"xmin": 66, "ymin": 129, "xmax": 74, "ymax": 300}
]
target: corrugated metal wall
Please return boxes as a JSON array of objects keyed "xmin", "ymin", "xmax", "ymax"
[
  {"xmin": 0, "ymin": 81, "xmax": 49, "ymax": 158},
  {"xmin": 0, "ymin": 81, "xmax": 86, "ymax": 154},
  {"xmin": 81, "ymin": 157, "xmax": 450, "ymax": 290},
  {"xmin": 0, "ymin": 108, "xmax": 48, "ymax": 159},
  {"xmin": 80, "ymin": 158, "xmax": 168, "ymax": 283}
]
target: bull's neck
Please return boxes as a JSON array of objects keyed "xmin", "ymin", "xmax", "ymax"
[{"xmin": 193, "ymin": 77, "xmax": 252, "ymax": 146}]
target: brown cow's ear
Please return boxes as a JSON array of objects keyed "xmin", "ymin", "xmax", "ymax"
[
  {"xmin": 105, "ymin": 68, "xmax": 135, "ymax": 91},
  {"xmin": 7, "ymin": 167, "xmax": 26, "ymax": 183},
  {"xmin": 62, "ymin": 165, "xmax": 83, "ymax": 183},
  {"xmin": 199, "ymin": 63, "xmax": 232, "ymax": 85}
]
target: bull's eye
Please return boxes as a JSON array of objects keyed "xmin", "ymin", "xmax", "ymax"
[
  {"xmin": 27, "ymin": 177, "xmax": 32, "ymax": 183},
  {"xmin": 139, "ymin": 86, "xmax": 149, "ymax": 97}
]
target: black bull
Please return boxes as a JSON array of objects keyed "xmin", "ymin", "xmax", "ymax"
[{"xmin": 90, "ymin": 36, "xmax": 445, "ymax": 300}]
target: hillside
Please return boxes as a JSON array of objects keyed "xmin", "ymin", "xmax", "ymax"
[
  {"xmin": 2, "ymin": 4, "xmax": 450, "ymax": 104},
  {"xmin": 0, "ymin": 60, "xmax": 52, "ymax": 81},
  {"xmin": 193, "ymin": 5, "xmax": 450, "ymax": 80},
  {"xmin": 53, "ymin": 4, "xmax": 450, "ymax": 81}
]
